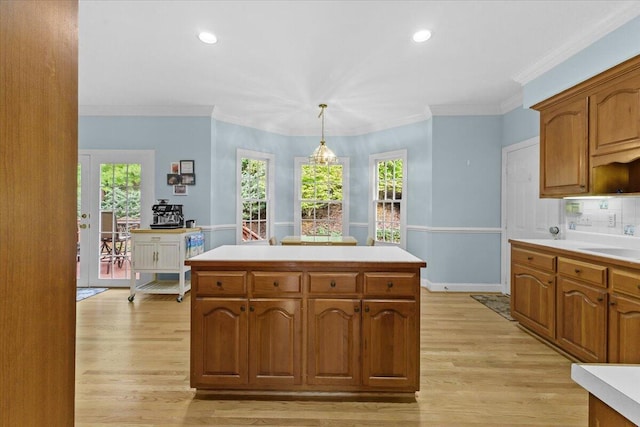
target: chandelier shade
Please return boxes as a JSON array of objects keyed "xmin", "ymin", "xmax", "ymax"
[{"xmin": 309, "ymin": 104, "xmax": 337, "ymax": 165}]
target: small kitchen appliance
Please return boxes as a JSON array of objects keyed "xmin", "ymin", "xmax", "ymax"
[{"xmin": 150, "ymin": 199, "xmax": 184, "ymax": 229}]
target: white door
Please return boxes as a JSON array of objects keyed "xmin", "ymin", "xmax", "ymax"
[
  {"xmin": 77, "ymin": 150, "xmax": 155, "ymax": 287},
  {"xmin": 501, "ymin": 138, "xmax": 562, "ymax": 294}
]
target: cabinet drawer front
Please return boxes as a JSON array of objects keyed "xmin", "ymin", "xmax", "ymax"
[
  {"xmin": 611, "ymin": 268, "xmax": 640, "ymax": 299},
  {"xmin": 364, "ymin": 273, "xmax": 417, "ymax": 297},
  {"xmin": 511, "ymin": 247, "xmax": 556, "ymax": 271},
  {"xmin": 133, "ymin": 234, "xmax": 180, "ymax": 243},
  {"xmin": 251, "ymin": 272, "xmax": 302, "ymax": 295},
  {"xmin": 196, "ymin": 271, "xmax": 247, "ymax": 296},
  {"xmin": 308, "ymin": 272, "xmax": 358, "ymax": 294},
  {"xmin": 558, "ymin": 258, "xmax": 607, "ymax": 287}
]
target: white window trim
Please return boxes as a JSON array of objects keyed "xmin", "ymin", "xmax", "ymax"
[
  {"xmin": 369, "ymin": 149, "xmax": 407, "ymax": 249},
  {"xmin": 236, "ymin": 148, "xmax": 275, "ymax": 244},
  {"xmin": 294, "ymin": 157, "xmax": 350, "ymax": 236}
]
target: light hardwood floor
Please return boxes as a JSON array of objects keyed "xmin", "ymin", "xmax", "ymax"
[{"xmin": 75, "ymin": 289, "xmax": 588, "ymax": 426}]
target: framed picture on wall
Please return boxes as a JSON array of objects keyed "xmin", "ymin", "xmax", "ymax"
[
  {"xmin": 170, "ymin": 162, "xmax": 180, "ymax": 174},
  {"xmin": 173, "ymin": 184, "xmax": 188, "ymax": 195},
  {"xmin": 167, "ymin": 174, "xmax": 181, "ymax": 185},
  {"xmin": 180, "ymin": 160, "xmax": 194, "ymax": 174},
  {"xmin": 181, "ymin": 173, "xmax": 196, "ymax": 185}
]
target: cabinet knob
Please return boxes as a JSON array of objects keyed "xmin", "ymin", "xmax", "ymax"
[
  {"xmin": 387, "ymin": 281, "xmax": 394, "ymax": 288},
  {"xmin": 365, "ymin": 306, "xmax": 370, "ymax": 313},
  {"xmin": 273, "ymin": 281, "xmax": 279, "ymax": 287},
  {"xmin": 548, "ymin": 280, "xmax": 553, "ymax": 284},
  {"xmin": 637, "ymin": 284, "xmax": 640, "ymax": 290},
  {"xmin": 597, "ymin": 297, "xmax": 604, "ymax": 302},
  {"xmin": 249, "ymin": 306, "xmax": 254, "ymax": 312},
  {"xmin": 527, "ymin": 256, "xmax": 533, "ymax": 261},
  {"xmin": 330, "ymin": 280, "xmax": 336, "ymax": 288},
  {"xmin": 216, "ymin": 281, "xmax": 222, "ymax": 287},
  {"xmin": 610, "ymin": 302, "xmax": 617, "ymax": 306},
  {"xmin": 240, "ymin": 305, "xmax": 246, "ymax": 311},
  {"xmin": 354, "ymin": 306, "xmax": 360, "ymax": 313},
  {"xmin": 574, "ymin": 269, "xmax": 581, "ymax": 274}
]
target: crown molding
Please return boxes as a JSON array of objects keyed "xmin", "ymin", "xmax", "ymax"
[
  {"xmin": 429, "ymin": 104, "xmax": 502, "ymax": 116},
  {"xmin": 512, "ymin": 2, "xmax": 640, "ymax": 85},
  {"xmin": 79, "ymin": 104, "xmax": 215, "ymax": 117},
  {"xmin": 499, "ymin": 91, "xmax": 524, "ymax": 114}
]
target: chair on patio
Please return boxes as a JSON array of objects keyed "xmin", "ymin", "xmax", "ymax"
[{"xmin": 100, "ymin": 211, "xmax": 130, "ymax": 273}]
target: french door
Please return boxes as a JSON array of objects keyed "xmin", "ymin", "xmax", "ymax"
[{"xmin": 77, "ymin": 150, "xmax": 154, "ymax": 287}]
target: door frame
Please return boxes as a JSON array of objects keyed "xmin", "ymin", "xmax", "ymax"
[{"xmin": 78, "ymin": 149, "xmax": 155, "ymax": 287}]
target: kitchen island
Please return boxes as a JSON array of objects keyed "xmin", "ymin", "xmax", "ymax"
[{"xmin": 185, "ymin": 245, "xmax": 426, "ymax": 398}]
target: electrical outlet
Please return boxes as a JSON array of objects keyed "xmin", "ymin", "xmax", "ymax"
[
  {"xmin": 608, "ymin": 213, "xmax": 616, "ymax": 227},
  {"xmin": 578, "ymin": 216, "xmax": 592, "ymax": 226}
]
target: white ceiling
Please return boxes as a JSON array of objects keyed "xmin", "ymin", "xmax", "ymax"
[{"xmin": 79, "ymin": 0, "xmax": 640, "ymax": 136}]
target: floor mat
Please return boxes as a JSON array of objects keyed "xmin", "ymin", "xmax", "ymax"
[
  {"xmin": 76, "ymin": 287, "xmax": 108, "ymax": 302},
  {"xmin": 470, "ymin": 294, "xmax": 515, "ymax": 321}
]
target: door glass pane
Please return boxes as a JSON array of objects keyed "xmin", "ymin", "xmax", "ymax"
[{"xmin": 99, "ymin": 163, "xmax": 141, "ymax": 279}]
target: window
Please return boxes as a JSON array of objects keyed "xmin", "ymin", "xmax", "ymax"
[
  {"xmin": 237, "ymin": 149, "xmax": 274, "ymax": 243},
  {"xmin": 370, "ymin": 150, "xmax": 406, "ymax": 247},
  {"xmin": 295, "ymin": 158, "xmax": 349, "ymax": 237}
]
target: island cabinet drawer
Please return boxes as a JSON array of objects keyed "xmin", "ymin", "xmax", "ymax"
[
  {"xmin": 308, "ymin": 272, "xmax": 358, "ymax": 294},
  {"xmin": 611, "ymin": 268, "xmax": 640, "ymax": 299},
  {"xmin": 364, "ymin": 272, "xmax": 417, "ymax": 297},
  {"xmin": 195, "ymin": 271, "xmax": 247, "ymax": 296},
  {"xmin": 512, "ymin": 247, "xmax": 556, "ymax": 271},
  {"xmin": 250, "ymin": 272, "xmax": 302, "ymax": 295},
  {"xmin": 558, "ymin": 258, "xmax": 607, "ymax": 287}
]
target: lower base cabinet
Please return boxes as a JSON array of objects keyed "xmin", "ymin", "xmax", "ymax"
[
  {"xmin": 589, "ymin": 394, "xmax": 637, "ymax": 427},
  {"xmin": 188, "ymin": 251, "xmax": 425, "ymax": 397},
  {"xmin": 556, "ymin": 277, "xmax": 608, "ymax": 363},
  {"xmin": 510, "ymin": 241, "xmax": 640, "ymax": 364}
]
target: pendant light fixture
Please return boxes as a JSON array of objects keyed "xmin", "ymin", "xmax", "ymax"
[{"xmin": 309, "ymin": 103, "xmax": 337, "ymax": 165}]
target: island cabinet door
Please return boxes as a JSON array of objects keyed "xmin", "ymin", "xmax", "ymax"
[
  {"xmin": 557, "ymin": 277, "xmax": 608, "ymax": 363},
  {"xmin": 191, "ymin": 298, "xmax": 248, "ymax": 388},
  {"xmin": 362, "ymin": 300, "xmax": 418, "ymax": 390},
  {"xmin": 249, "ymin": 299, "xmax": 302, "ymax": 387},
  {"xmin": 307, "ymin": 299, "xmax": 361, "ymax": 387}
]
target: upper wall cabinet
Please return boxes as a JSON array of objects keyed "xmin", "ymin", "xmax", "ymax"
[
  {"xmin": 533, "ymin": 55, "xmax": 640, "ymax": 198},
  {"xmin": 539, "ymin": 95, "xmax": 589, "ymax": 196}
]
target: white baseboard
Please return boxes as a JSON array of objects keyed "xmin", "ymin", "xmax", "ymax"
[{"xmin": 421, "ymin": 278, "xmax": 503, "ymax": 293}]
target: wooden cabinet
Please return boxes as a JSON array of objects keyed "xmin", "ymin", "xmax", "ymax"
[
  {"xmin": 533, "ymin": 54, "xmax": 640, "ymax": 197},
  {"xmin": 556, "ymin": 276, "xmax": 608, "ymax": 363},
  {"xmin": 608, "ymin": 268, "xmax": 640, "ymax": 364},
  {"xmin": 511, "ymin": 248, "xmax": 557, "ymax": 339},
  {"xmin": 510, "ymin": 240, "xmax": 640, "ymax": 364},
  {"xmin": 589, "ymin": 73, "xmax": 640, "ymax": 165},
  {"xmin": 188, "ymin": 246, "xmax": 425, "ymax": 397},
  {"xmin": 307, "ymin": 298, "xmax": 361, "ymax": 387},
  {"xmin": 589, "ymin": 394, "xmax": 637, "ymax": 427},
  {"xmin": 538, "ymin": 95, "xmax": 589, "ymax": 197},
  {"xmin": 362, "ymin": 300, "xmax": 418, "ymax": 389}
]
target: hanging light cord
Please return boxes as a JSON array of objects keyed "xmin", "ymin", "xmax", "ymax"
[{"xmin": 318, "ymin": 103, "xmax": 327, "ymax": 142}]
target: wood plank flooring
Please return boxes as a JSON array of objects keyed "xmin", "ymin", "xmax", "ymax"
[{"xmin": 75, "ymin": 289, "xmax": 588, "ymax": 426}]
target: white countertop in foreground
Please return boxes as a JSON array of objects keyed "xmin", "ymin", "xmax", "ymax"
[
  {"xmin": 571, "ymin": 364, "xmax": 640, "ymax": 424},
  {"xmin": 187, "ymin": 245, "xmax": 426, "ymax": 265}
]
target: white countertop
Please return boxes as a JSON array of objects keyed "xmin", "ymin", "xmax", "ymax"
[
  {"xmin": 187, "ymin": 245, "xmax": 426, "ymax": 265},
  {"xmin": 571, "ymin": 364, "xmax": 640, "ymax": 424},
  {"xmin": 510, "ymin": 238, "xmax": 640, "ymax": 264}
]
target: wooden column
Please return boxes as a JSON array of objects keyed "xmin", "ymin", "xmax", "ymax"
[{"xmin": 0, "ymin": 1, "xmax": 78, "ymax": 425}]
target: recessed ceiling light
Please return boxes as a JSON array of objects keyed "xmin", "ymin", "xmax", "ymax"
[
  {"xmin": 198, "ymin": 31, "xmax": 217, "ymax": 44},
  {"xmin": 412, "ymin": 29, "xmax": 432, "ymax": 43}
]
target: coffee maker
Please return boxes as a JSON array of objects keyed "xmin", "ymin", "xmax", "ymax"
[{"xmin": 150, "ymin": 199, "xmax": 184, "ymax": 229}]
